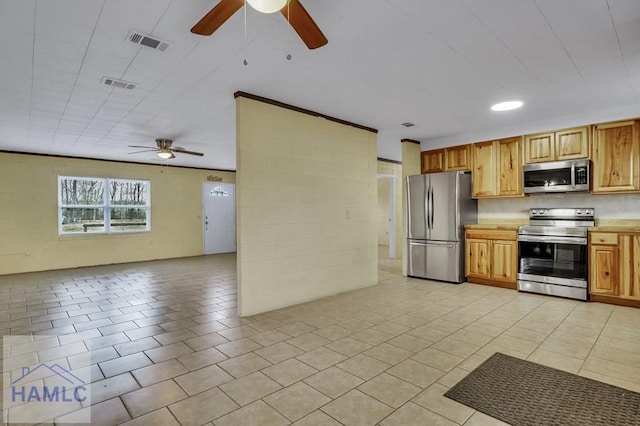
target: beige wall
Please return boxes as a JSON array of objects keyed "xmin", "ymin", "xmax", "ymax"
[
  {"xmin": 236, "ymin": 96, "xmax": 378, "ymax": 317},
  {"xmin": 0, "ymin": 152, "xmax": 235, "ymax": 275},
  {"xmin": 377, "ymin": 178, "xmax": 390, "ymax": 245},
  {"xmin": 401, "ymin": 141, "xmax": 422, "ymax": 276},
  {"xmin": 377, "ymin": 160, "xmax": 403, "ymax": 259}
]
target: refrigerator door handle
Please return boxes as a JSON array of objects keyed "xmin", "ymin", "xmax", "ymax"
[
  {"xmin": 429, "ymin": 186, "xmax": 434, "ymax": 230},
  {"xmin": 426, "ymin": 186, "xmax": 431, "ymax": 229},
  {"xmin": 425, "ymin": 184, "xmax": 431, "ymax": 230},
  {"xmin": 425, "ymin": 242, "xmax": 455, "ymax": 248}
]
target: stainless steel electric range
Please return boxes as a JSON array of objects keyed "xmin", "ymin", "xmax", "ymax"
[{"xmin": 517, "ymin": 208, "xmax": 594, "ymax": 301}]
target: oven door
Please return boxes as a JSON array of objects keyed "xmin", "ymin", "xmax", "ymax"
[{"xmin": 517, "ymin": 234, "xmax": 588, "ymax": 288}]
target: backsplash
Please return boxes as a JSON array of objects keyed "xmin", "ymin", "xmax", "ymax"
[{"xmin": 479, "ymin": 193, "xmax": 640, "ymax": 221}]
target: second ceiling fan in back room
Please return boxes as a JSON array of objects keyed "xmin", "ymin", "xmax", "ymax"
[{"xmin": 191, "ymin": 0, "xmax": 328, "ymax": 49}]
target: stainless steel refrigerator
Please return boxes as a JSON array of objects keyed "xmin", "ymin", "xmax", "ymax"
[{"xmin": 407, "ymin": 171, "xmax": 477, "ymax": 283}]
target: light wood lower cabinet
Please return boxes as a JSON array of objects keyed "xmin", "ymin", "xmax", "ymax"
[
  {"xmin": 590, "ymin": 244, "xmax": 618, "ymax": 296},
  {"xmin": 465, "ymin": 228, "xmax": 518, "ymax": 289},
  {"xmin": 589, "ymin": 231, "xmax": 640, "ymax": 307}
]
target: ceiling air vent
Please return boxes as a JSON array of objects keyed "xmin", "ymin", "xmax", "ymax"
[
  {"xmin": 127, "ymin": 30, "xmax": 170, "ymax": 52},
  {"xmin": 101, "ymin": 77, "xmax": 137, "ymax": 90},
  {"xmin": 401, "ymin": 122, "xmax": 415, "ymax": 128}
]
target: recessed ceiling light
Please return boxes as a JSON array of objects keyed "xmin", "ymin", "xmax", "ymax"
[{"xmin": 491, "ymin": 100, "xmax": 524, "ymax": 112}]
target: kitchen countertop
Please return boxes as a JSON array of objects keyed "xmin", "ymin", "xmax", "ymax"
[
  {"xmin": 590, "ymin": 219, "xmax": 640, "ymax": 232},
  {"xmin": 589, "ymin": 226, "xmax": 640, "ymax": 232},
  {"xmin": 465, "ymin": 224, "xmax": 521, "ymax": 230}
]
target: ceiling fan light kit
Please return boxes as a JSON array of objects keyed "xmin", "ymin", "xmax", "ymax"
[
  {"xmin": 128, "ymin": 138, "xmax": 204, "ymax": 159},
  {"xmin": 247, "ymin": 0, "xmax": 287, "ymax": 14}
]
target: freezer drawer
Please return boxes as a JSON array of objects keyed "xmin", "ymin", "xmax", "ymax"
[
  {"xmin": 408, "ymin": 240, "xmax": 428, "ymax": 278},
  {"xmin": 408, "ymin": 240, "xmax": 463, "ymax": 283}
]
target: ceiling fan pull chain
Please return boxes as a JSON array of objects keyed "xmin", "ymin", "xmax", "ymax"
[
  {"xmin": 243, "ymin": 0, "xmax": 249, "ymax": 65},
  {"xmin": 286, "ymin": 0, "xmax": 292, "ymax": 60}
]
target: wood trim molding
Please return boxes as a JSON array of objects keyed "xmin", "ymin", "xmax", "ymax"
[
  {"xmin": 377, "ymin": 157, "xmax": 402, "ymax": 165},
  {"xmin": 589, "ymin": 294, "xmax": 640, "ymax": 308},
  {"xmin": 234, "ymin": 91, "xmax": 378, "ymax": 134},
  {"xmin": 0, "ymin": 150, "xmax": 236, "ymax": 173},
  {"xmin": 401, "ymin": 139, "xmax": 421, "ymax": 145},
  {"xmin": 466, "ymin": 277, "xmax": 517, "ymax": 290}
]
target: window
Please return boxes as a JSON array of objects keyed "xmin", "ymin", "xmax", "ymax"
[
  {"xmin": 58, "ymin": 176, "xmax": 150, "ymax": 234},
  {"xmin": 210, "ymin": 186, "xmax": 229, "ymax": 197}
]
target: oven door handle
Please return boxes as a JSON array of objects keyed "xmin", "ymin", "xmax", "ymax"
[{"xmin": 518, "ymin": 235, "xmax": 587, "ymax": 245}]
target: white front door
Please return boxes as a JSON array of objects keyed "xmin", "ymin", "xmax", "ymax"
[{"xmin": 203, "ymin": 182, "xmax": 236, "ymax": 254}]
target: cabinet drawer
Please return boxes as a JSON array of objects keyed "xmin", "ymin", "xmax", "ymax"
[
  {"xmin": 590, "ymin": 233, "xmax": 618, "ymax": 245},
  {"xmin": 466, "ymin": 229, "xmax": 517, "ymax": 241}
]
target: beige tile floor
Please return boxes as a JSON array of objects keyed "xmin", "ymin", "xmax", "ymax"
[{"xmin": 1, "ymin": 253, "xmax": 640, "ymax": 425}]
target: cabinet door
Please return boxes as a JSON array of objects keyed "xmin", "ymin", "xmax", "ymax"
[
  {"xmin": 490, "ymin": 240, "xmax": 517, "ymax": 284},
  {"xmin": 556, "ymin": 126, "xmax": 589, "ymax": 160},
  {"xmin": 524, "ymin": 133, "xmax": 554, "ymax": 163},
  {"xmin": 592, "ymin": 120, "xmax": 640, "ymax": 193},
  {"xmin": 589, "ymin": 244, "xmax": 619, "ymax": 296},
  {"xmin": 619, "ymin": 234, "xmax": 640, "ymax": 300},
  {"xmin": 496, "ymin": 137, "xmax": 523, "ymax": 196},
  {"xmin": 421, "ymin": 149, "xmax": 445, "ymax": 174},
  {"xmin": 471, "ymin": 142, "xmax": 496, "ymax": 197},
  {"xmin": 465, "ymin": 238, "xmax": 490, "ymax": 279},
  {"xmin": 445, "ymin": 144, "xmax": 471, "ymax": 171}
]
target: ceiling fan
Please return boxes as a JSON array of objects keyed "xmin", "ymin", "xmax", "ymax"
[
  {"xmin": 191, "ymin": 0, "xmax": 328, "ymax": 50},
  {"xmin": 128, "ymin": 139, "xmax": 204, "ymax": 159}
]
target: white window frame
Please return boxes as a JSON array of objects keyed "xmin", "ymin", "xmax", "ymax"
[{"xmin": 58, "ymin": 176, "xmax": 151, "ymax": 235}]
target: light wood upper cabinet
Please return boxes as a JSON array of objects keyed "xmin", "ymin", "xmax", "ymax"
[
  {"xmin": 592, "ymin": 120, "xmax": 640, "ymax": 193},
  {"xmin": 421, "ymin": 149, "xmax": 445, "ymax": 174},
  {"xmin": 445, "ymin": 144, "xmax": 472, "ymax": 171},
  {"xmin": 524, "ymin": 132, "xmax": 554, "ymax": 163},
  {"xmin": 472, "ymin": 137, "xmax": 522, "ymax": 198},
  {"xmin": 471, "ymin": 142, "xmax": 497, "ymax": 197},
  {"xmin": 421, "ymin": 144, "xmax": 471, "ymax": 173},
  {"xmin": 556, "ymin": 127, "xmax": 590, "ymax": 160},
  {"xmin": 497, "ymin": 137, "xmax": 522, "ymax": 196},
  {"xmin": 524, "ymin": 126, "xmax": 589, "ymax": 164}
]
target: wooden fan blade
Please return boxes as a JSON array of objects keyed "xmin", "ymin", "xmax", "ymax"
[
  {"xmin": 281, "ymin": 0, "xmax": 327, "ymax": 49},
  {"xmin": 172, "ymin": 148, "xmax": 204, "ymax": 157},
  {"xmin": 191, "ymin": 0, "xmax": 244, "ymax": 36}
]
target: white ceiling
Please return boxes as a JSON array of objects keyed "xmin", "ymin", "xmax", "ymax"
[{"xmin": 1, "ymin": 0, "xmax": 639, "ymax": 170}]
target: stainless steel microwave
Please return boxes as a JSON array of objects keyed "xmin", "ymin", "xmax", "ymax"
[{"xmin": 523, "ymin": 159, "xmax": 590, "ymax": 194}]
